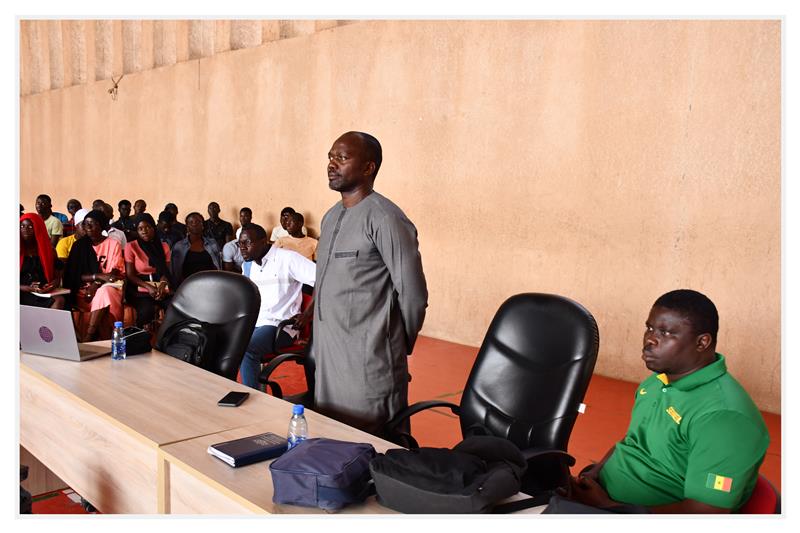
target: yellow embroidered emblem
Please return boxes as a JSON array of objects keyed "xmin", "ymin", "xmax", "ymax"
[
  {"xmin": 639, "ymin": 388, "xmax": 647, "ymax": 395},
  {"xmin": 666, "ymin": 406, "xmax": 682, "ymax": 424}
]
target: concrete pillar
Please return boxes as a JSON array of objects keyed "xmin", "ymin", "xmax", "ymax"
[
  {"xmin": 279, "ymin": 20, "xmax": 316, "ymax": 39},
  {"xmin": 68, "ymin": 20, "xmax": 87, "ymax": 85},
  {"xmin": 153, "ymin": 20, "xmax": 177, "ymax": 67},
  {"xmin": 230, "ymin": 20, "xmax": 262, "ymax": 50},
  {"xmin": 214, "ymin": 20, "xmax": 231, "ymax": 53},
  {"xmin": 23, "ymin": 20, "xmax": 48, "ymax": 94},
  {"xmin": 47, "ymin": 20, "xmax": 64, "ymax": 90},
  {"xmin": 262, "ymin": 20, "xmax": 281, "ymax": 42},
  {"xmin": 94, "ymin": 19, "xmax": 113, "ymax": 81},
  {"xmin": 122, "ymin": 20, "xmax": 142, "ymax": 74}
]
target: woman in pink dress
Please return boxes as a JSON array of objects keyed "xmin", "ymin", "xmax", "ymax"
[
  {"xmin": 124, "ymin": 213, "xmax": 173, "ymax": 330},
  {"xmin": 63, "ymin": 209, "xmax": 125, "ymax": 341}
]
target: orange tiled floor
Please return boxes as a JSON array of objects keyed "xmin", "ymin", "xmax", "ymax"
[{"xmin": 407, "ymin": 336, "xmax": 781, "ymax": 492}]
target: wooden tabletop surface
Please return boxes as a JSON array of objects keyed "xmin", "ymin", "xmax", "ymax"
[{"xmin": 21, "ymin": 345, "xmax": 296, "ymax": 446}]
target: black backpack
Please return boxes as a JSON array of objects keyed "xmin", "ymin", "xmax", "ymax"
[
  {"xmin": 156, "ymin": 319, "xmax": 218, "ymax": 370},
  {"xmin": 369, "ymin": 435, "xmax": 530, "ymax": 514}
]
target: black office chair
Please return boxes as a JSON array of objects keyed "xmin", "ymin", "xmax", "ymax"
[
  {"xmin": 385, "ymin": 293, "xmax": 600, "ymax": 495},
  {"xmin": 155, "ymin": 271, "xmax": 261, "ymax": 381},
  {"xmin": 255, "ymin": 290, "xmax": 314, "ymax": 401},
  {"xmin": 258, "ymin": 331, "xmax": 315, "ymax": 407}
]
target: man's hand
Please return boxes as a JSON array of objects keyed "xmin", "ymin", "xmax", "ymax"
[
  {"xmin": 580, "ymin": 463, "xmax": 603, "ymax": 482},
  {"xmin": 293, "ymin": 305, "xmax": 314, "ymax": 330},
  {"xmin": 568, "ymin": 475, "xmax": 618, "ymax": 509}
]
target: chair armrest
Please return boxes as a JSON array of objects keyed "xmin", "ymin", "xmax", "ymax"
[
  {"xmin": 257, "ymin": 352, "xmax": 306, "ymax": 384},
  {"xmin": 385, "ymin": 400, "xmax": 460, "ymax": 435},
  {"xmin": 273, "ymin": 319, "xmax": 298, "ymax": 344},
  {"xmin": 521, "ymin": 448, "xmax": 576, "ymax": 467}
]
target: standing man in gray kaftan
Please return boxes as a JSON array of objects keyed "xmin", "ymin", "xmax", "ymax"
[{"xmin": 312, "ymin": 131, "xmax": 428, "ymax": 438}]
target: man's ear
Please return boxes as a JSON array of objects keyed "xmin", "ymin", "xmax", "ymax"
[
  {"xmin": 696, "ymin": 333, "xmax": 713, "ymax": 352},
  {"xmin": 364, "ymin": 161, "xmax": 376, "ymax": 177}
]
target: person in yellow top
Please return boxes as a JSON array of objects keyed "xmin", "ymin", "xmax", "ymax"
[
  {"xmin": 55, "ymin": 208, "xmax": 89, "ymax": 260},
  {"xmin": 35, "ymin": 194, "xmax": 63, "ymax": 247},
  {"xmin": 275, "ymin": 212, "xmax": 317, "ymax": 261}
]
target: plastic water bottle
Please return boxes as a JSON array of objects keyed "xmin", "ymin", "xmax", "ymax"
[
  {"xmin": 111, "ymin": 321, "xmax": 126, "ymax": 360},
  {"xmin": 287, "ymin": 404, "xmax": 308, "ymax": 450}
]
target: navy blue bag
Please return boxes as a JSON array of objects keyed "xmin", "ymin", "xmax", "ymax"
[{"xmin": 269, "ymin": 438, "xmax": 377, "ymax": 511}]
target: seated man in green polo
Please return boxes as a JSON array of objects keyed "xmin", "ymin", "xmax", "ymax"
[{"xmin": 566, "ymin": 289, "xmax": 769, "ymax": 513}]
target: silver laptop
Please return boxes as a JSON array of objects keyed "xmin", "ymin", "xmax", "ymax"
[{"xmin": 20, "ymin": 305, "xmax": 112, "ymax": 361}]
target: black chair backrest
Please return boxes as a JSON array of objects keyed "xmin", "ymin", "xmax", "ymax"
[
  {"xmin": 459, "ymin": 293, "xmax": 599, "ymax": 452},
  {"xmin": 155, "ymin": 270, "xmax": 261, "ymax": 380}
]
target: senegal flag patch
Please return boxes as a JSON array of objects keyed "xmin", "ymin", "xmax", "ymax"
[{"xmin": 706, "ymin": 473, "xmax": 733, "ymax": 493}]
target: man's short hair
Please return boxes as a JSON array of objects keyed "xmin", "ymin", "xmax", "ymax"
[
  {"xmin": 118, "ymin": 199, "xmax": 131, "ymax": 208},
  {"xmin": 158, "ymin": 210, "xmax": 175, "ymax": 223},
  {"xmin": 280, "ymin": 207, "xmax": 296, "ymax": 216},
  {"xmin": 36, "ymin": 194, "xmax": 52, "ymax": 204},
  {"xmin": 653, "ymin": 289, "xmax": 719, "ymax": 343},
  {"xmin": 164, "ymin": 202, "xmax": 177, "ymax": 211},
  {"xmin": 292, "ymin": 212, "xmax": 305, "ymax": 226},
  {"xmin": 351, "ymin": 131, "xmax": 383, "ymax": 177},
  {"xmin": 240, "ymin": 207, "xmax": 252, "ymax": 216},
  {"xmin": 241, "ymin": 222, "xmax": 267, "ymax": 240}
]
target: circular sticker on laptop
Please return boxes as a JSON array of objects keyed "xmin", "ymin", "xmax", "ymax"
[{"xmin": 39, "ymin": 326, "xmax": 54, "ymax": 343}]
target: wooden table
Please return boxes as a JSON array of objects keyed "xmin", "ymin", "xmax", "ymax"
[
  {"xmin": 19, "ymin": 346, "xmax": 397, "ymax": 514},
  {"xmin": 160, "ymin": 420, "xmax": 397, "ymax": 514}
]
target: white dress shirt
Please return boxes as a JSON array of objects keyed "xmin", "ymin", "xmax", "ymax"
[{"xmin": 245, "ymin": 246, "xmax": 315, "ymax": 330}]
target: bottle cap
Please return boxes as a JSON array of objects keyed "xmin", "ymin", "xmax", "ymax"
[
  {"xmin": 114, "ymin": 321, "xmax": 123, "ymax": 327},
  {"xmin": 292, "ymin": 404, "xmax": 304, "ymax": 415}
]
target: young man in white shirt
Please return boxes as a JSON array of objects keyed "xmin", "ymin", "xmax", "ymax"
[
  {"xmin": 269, "ymin": 206, "xmax": 307, "ymax": 242},
  {"xmin": 238, "ymin": 223, "xmax": 316, "ymax": 389},
  {"xmin": 234, "ymin": 207, "xmax": 252, "ymax": 240}
]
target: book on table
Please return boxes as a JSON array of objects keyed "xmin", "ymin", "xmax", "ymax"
[
  {"xmin": 207, "ymin": 432, "xmax": 288, "ymax": 467},
  {"xmin": 31, "ymin": 287, "xmax": 71, "ymax": 298}
]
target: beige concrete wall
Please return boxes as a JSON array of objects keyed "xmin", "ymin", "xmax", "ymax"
[{"xmin": 19, "ymin": 20, "xmax": 781, "ymax": 413}]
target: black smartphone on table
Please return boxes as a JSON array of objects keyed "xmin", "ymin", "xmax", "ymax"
[{"xmin": 218, "ymin": 391, "xmax": 250, "ymax": 407}]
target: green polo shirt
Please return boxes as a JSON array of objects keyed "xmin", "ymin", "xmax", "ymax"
[{"xmin": 599, "ymin": 354, "xmax": 769, "ymax": 510}]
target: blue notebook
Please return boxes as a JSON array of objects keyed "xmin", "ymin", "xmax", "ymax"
[{"xmin": 207, "ymin": 432, "xmax": 288, "ymax": 467}]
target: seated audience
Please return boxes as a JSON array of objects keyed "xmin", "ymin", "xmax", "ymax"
[
  {"xmin": 563, "ymin": 289, "xmax": 769, "ymax": 514},
  {"xmin": 63, "ymin": 209, "xmax": 125, "ymax": 341},
  {"xmin": 112, "ymin": 199, "xmax": 138, "ymax": 242},
  {"xmin": 237, "ymin": 223, "xmax": 316, "ymax": 389},
  {"xmin": 222, "ymin": 238, "xmax": 244, "ymax": 273},
  {"xmin": 20, "ymin": 213, "xmax": 65, "ymax": 309},
  {"xmin": 62, "ymin": 198, "xmax": 82, "ymax": 237},
  {"xmin": 269, "ymin": 206, "xmax": 306, "ymax": 242},
  {"xmin": 164, "ymin": 202, "xmax": 186, "ymax": 237},
  {"xmin": 56, "ymin": 208, "xmax": 89, "ymax": 261},
  {"xmin": 156, "ymin": 210, "xmax": 183, "ymax": 248},
  {"xmin": 102, "ymin": 203, "xmax": 127, "ymax": 250},
  {"xmin": 276, "ymin": 212, "xmax": 317, "ymax": 260},
  {"xmin": 235, "ymin": 207, "xmax": 252, "ymax": 240},
  {"xmin": 133, "ymin": 199, "xmax": 147, "ymax": 216},
  {"xmin": 35, "ymin": 194, "xmax": 63, "ymax": 247},
  {"xmin": 124, "ymin": 213, "xmax": 174, "ymax": 330},
  {"xmin": 204, "ymin": 201, "xmax": 234, "ymax": 250},
  {"xmin": 170, "ymin": 212, "xmax": 222, "ymax": 286}
]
